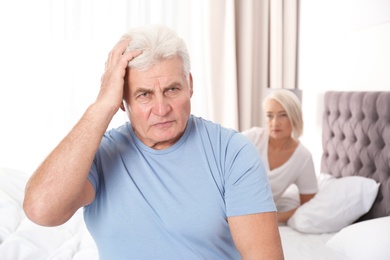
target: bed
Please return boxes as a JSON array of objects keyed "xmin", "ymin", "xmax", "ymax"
[
  {"xmin": 278, "ymin": 91, "xmax": 390, "ymax": 259},
  {"xmin": 0, "ymin": 91, "xmax": 389, "ymax": 259},
  {"xmin": 0, "ymin": 168, "xmax": 98, "ymax": 259}
]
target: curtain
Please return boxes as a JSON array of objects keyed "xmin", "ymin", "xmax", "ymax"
[
  {"xmin": 0, "ymin": 0, "xmax": 298, "ymax": 172},
  {"xmin": 46, "ymin": 0, "xmax": 210, "ymax": 129},
  {"xmin": 0, "ymin": 0, "xmax": 208, "ymax": 172},
  {"xmin": 203, "ymin": 0, "xmax": 299, "ymax": 131}
]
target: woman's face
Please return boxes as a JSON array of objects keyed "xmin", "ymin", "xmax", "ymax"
[{"xmin": 264, "ymin": 99, "xmax": 293, "ymax": 140}]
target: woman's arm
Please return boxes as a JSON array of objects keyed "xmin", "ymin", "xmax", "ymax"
[{"xmin": 277, "ymin": 193, "xmax": 316, "ymax": 223}]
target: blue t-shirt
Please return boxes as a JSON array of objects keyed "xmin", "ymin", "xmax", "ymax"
[{"xmin": 84, "ymin": 115, "xmax": 275, "ymax": 260}]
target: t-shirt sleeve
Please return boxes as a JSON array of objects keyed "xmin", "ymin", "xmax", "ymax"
[
  {"xmin": 87, "ymin": 137, "xmax": 110, "ymax": 194},
  {"xmin": 224, "ymin": 133, "xmax": 276, "ymax": 217},
  {"xmin": 86, "ymin": 133, "xmax": 116, "ymax": 195},
  {"xmin": 87, "ymin": 157, "xmax": 99, "ymax": 192}
]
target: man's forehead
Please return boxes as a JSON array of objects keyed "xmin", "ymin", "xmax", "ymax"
[{"xmin": 129, "ymin": 73, "xmax": 185, "ymax": 86}]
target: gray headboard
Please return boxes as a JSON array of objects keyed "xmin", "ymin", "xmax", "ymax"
[{"xmin": 321, "ymin": 91, "xmax": 390, "ymax": 221}]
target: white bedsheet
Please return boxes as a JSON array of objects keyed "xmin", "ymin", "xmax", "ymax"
[
  {"xmin": 0, "ymin": 210, "xmax": 98, "ymax": 260},
  {"xmin": 1, "ymin": 218, "xmax": 341, "ymax": 260},
  {"xmin": 0, "ymin": 167, "xmax": 343, "ymax": 259},
  {"xmin": 279, "ymin": 225, "xmax": 340, "ymax": 260},
  {"xmin": 0, "ymin": 217, "xmax": 341, "ymax": 260},
  {"xmin": 0, "ymin": 167, "xmax": 97, "ymax": 259}
]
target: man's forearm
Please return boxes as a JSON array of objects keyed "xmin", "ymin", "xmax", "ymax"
[{"xmin": 23, "ymin": 102, "xmax": 115, "ymax": 226}]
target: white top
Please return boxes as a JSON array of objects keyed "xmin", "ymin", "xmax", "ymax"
[{"xmin": 242, "ymin": 127, "xmax": 318, "ymax": 202}]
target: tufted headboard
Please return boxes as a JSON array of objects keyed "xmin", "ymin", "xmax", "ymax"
[{"xmin": 321, "ymin": 91, "xmax": 390, "ymax": 221}]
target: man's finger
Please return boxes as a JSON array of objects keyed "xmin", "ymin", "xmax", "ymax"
[{"xmin": 124, "ymin": 50, "xmax": 143, "ymax": 62}]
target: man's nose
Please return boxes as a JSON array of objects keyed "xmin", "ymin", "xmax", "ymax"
[{"xmin": 153, "ymin": 96, "xmax": 172, "ymax": 116}]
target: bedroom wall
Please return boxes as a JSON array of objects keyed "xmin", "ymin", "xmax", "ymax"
[
  {"xmin": 0, "ymin": 1, "xmax": 208, "ymax": 174},
  {"xmin": 298, "ymin": 0, "xmax": 390, "ymax": 174},
  {"xmin": 1, "ymin": 1, "xmax": 389, "ymax": 175}
]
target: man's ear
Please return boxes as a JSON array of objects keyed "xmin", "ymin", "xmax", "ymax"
[
  {"xmin": 189, "ymin": 73, "xmax": 194, "ymax": 97},
  {"xmin": 120, "ymin": 101, "xmax": 126, "ymax": 112},
  {"xmin": 121, "ymin": 75, "xmax": 129, "ymax": 112}
]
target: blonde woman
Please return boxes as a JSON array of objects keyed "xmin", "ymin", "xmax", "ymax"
[{"xmin": 242, "ymin": 89, "xmax": 318, "ymax": 223}]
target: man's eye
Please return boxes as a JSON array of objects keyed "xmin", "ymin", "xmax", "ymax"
[
  {"xmin": 165, "ymin": 87, "xmax": 179, "ymax": 96},
  {"xmin": 138, "ymin": 92, "xmax": 148, "ymax": 98}
]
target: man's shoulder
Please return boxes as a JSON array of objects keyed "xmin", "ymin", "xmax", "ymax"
[
  {"xmin": 104, "ymin": 122, "xmax": 130, "ymax": 138},
  {"xmin": 98, "ymin": 122, "xmax": 132, "ymax": 151},
  {"xmin": 190, "ymin": 115, "xmax": 238, "ymax": 134}
]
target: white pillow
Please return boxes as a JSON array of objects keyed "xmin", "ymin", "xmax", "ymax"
[
  {"xmin": 275, "ymin": 185, "xmax": 300, "ymax": 213},
  {"xmin": 0, "ymin": 167, "xmax": 28, "ymax": 203},
  {"xmin": 0, "ymin": 168, "xmax": 29, "ymax": 243},
  {"xmin": 326, "ymin": 216, "xmax": 390, "ymax": 260},
  {"xmin": 287, "ymin": 174, "xmax": 380, "ymax": 233}
]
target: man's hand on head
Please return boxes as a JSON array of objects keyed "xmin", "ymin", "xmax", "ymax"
[{"xmin": 96, "ymin": 38, "xmax": 142, "ymax": 114}]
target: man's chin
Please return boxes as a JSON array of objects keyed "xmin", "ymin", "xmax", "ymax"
[{"xmin": 151, "ymin": 133, "xmax": 183, "ymax": 149}]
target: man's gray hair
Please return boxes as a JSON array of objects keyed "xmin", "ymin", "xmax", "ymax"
[{"xmin": 121, "ymin": 24, "xmax": 191, "ymax": 82}]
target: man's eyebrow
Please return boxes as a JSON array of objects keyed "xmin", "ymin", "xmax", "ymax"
[
  {"xmin": 132, "ymin": 81, "xmax": 184, "ymax": 95},
  {"xmin": 154, "ymin": 81, "xmax": 184, "ymax": 92},
  {"xmin": 164, "ymin": 81, "xmax": 182, "ymax": 89}
]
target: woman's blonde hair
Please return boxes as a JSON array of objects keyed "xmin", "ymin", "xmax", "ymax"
[{"xmin": 262, "ymin": 89, "xmax": 303, "ymax": 139}]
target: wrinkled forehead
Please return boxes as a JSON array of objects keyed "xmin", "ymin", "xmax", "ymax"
[{"xmin": 125, "ymin": 57, "xmax": 188, "ymax": 90}]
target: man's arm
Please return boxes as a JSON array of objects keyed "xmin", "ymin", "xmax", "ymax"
[
  {"xmin": 228, "ymin": 212, "xmax": 284, "ymax": 260},
  {"xmin": 23, "ymin": 38, "xmax": 142, "ymax": 226}
]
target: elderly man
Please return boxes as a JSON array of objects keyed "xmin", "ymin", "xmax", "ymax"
[{"xmin": 24, "ymin": 25, "xmax": 284, "ymax": 259}]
